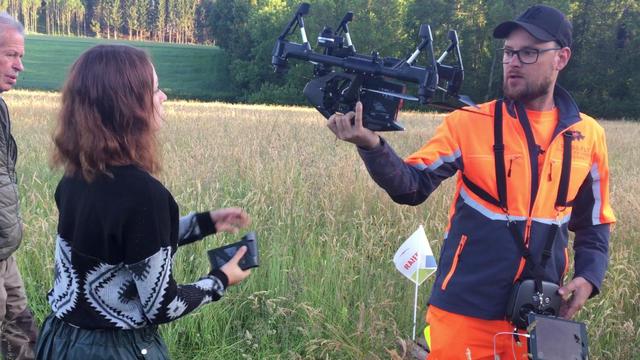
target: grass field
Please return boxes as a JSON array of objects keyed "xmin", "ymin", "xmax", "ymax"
[
  {"xmin": 18, "ymin": 35, "xmax": 233, "ymax": 100},
  {"xmin": 5, "ymin": 90, "xmax": 639, "ymax": 359}
]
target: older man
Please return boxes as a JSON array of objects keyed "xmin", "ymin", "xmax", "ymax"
[
  {"xmin": 0, "ymin": 12, "xmax": 37, "ymax": 360},
  {"xmin": 328, "ymin": 4, "xmax": 614, "ymax": 359}
]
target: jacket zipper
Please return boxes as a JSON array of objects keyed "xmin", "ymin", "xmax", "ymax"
[{"xmin": 441, "ymin": 235, "xmax": 468, "ymax": 290}]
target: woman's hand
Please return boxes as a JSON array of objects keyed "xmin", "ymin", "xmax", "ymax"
[
  {"xmin": 210, "ymin": 208, "xmax": 250, "ymax": 234},
  {"xmin": 220, "ymin": 246, "xmax": 252, "ymax": 286}
]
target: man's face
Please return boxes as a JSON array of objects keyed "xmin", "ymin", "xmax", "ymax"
[
  {"xmin": 0, "ymin": 28, "xmax": 24, "ymax": 93},
  {"xmin": 502, "ymin": 28, "xmax": 561, "ymax": 103}
]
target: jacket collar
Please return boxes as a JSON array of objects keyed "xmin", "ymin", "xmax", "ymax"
[{"xmin": 503, "ymin": 84, "xmax": 582, "ymax": 138}]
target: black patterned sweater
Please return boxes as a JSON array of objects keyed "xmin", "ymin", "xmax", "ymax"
[{"xmin": 48, "ymin": 165, "xmax": 229, "ymax": 329}]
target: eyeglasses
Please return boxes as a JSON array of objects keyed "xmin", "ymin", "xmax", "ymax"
[{"xmin": 499, "ymin": 47, "xmax": 561, "ymax": 64}]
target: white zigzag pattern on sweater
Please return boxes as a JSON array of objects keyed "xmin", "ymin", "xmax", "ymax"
[{"xmin": 48, "ymin": 236, "xmax": 80, "ymax": 316}]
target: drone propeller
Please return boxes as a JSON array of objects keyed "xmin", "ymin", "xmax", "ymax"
[
  {"xmin": 428, "ymin": 102, "xmax": 459, "ymax": 111},
  {"xmin": 436, "ymin": 86, "xmax": 479, "ymax": 108},
  {"xmin": 457, "ymin": 94, "xmax": 479, "ymax": 108},
  {"xmin": 362, "ymin": 86, "xmax": 478, "ymax": 109},
  {"xmin": 361, "ymin": 88, "xmax": 419, "ymax": 101},
  {"xmin": 428, "ymin": 102, "xmax": 492, "ymax": 118}
]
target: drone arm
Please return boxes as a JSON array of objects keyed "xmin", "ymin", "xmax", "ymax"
[
  {"xmin": 344, "ymin": 31, "xmax": 354, "ymax": 50},
  {"xmin": 335, "ymin": 12, "xmax": 353, "ymax": 33},
  {"xmin": 272, "ymin": 3, "xmax": 312, "ymax": 71},
  {"xmin": 277, "ymin": 15, "xmax": 298, "ymax": 40},
  {"xmin": 406, "ymin": 48, "xmax": 421, "ymax": 65},
  {"xmin": 298, "ymin": 12, "xmax": 309, "ymax": 44},
  {"xmin": 417, "ymin": 25, "xmax": 438, "ymax": 104},
  {"xmin": 452, "ymin": 30, "xmax": 463, "ymax": 72},
  {"xmin": 439, "ymin": 30, "xmax": 464, "ymax": 96},
  {"xmin": 335, "ymin": 12, "xmax": 355, "ymax": 52},
  {"xmin": 277, "ymin": 3, "xmax": 310, "ymax": 39},
  {"xmin": 437, "ymin": 30, "xmax": 459, "ymax": 63},
  {"xmin": 437, "ymin": 48, "xmax": 450, "ymax": 64}
]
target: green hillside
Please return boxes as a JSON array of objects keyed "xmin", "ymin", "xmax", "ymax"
[{"xmin": 18, "ymin": 34, "xmax": 233, "ymax": 101}]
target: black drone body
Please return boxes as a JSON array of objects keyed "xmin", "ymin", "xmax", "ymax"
[{"xmin": 272, "ymin": 3, "xmax": 476, "ymax": 131}]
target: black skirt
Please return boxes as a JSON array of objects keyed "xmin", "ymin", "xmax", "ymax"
[{"xmin": 35, "ymin": 313, "xmax": 170, "ymax": 359}]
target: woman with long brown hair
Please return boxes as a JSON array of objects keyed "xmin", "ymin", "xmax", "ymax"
[{"xmin": 35, "ymin": 44, "xmax": 252, "ymax": 359}]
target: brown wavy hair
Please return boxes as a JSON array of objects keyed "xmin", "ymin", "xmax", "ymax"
[{"xmin": 51, "ymin": 44, "xmax": 161, "ymax": 181}]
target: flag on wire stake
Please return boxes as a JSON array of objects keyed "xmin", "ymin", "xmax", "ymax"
[
  {"xmin": 393, "ymin": 225, "xmax": 437, "ymax": 284},
  {"xmin": 393, "ymin": 225, "xmax": 437, "ymax": 341}
]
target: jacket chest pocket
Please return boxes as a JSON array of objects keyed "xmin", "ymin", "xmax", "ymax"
[
  {"xmin": 463, "ymin": 152, "xmax": 524, "ymax": 203},
  {"xmin": 547, "ymin": 157, "xmax": 592, "ymax": 203}
]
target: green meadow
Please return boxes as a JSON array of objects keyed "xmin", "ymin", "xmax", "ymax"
[
  {"xmin": 18, "ymin": 35, "xmax": 233, "ymax": 100},
  {"xmin": 7, "ymin": 90, "xmax": 640, "ymax": 359}
]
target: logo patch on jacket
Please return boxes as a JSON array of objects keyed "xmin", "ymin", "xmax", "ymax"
[{"xmin": 569, "ymin": 131, "xmax": 585, "ymax": 141}]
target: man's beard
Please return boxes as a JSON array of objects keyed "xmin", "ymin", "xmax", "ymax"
[{"xmin": 503, "ymin": 74, "xmax": 554, "ymax": 103}]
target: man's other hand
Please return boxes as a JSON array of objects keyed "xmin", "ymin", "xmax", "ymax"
[
  {"xmin": 327, "ymin": 101, "xmax": 380, "ymax": 150},
  {"xmin": 558, "ymin": 276, "xmax": 593, "ymax": 319}
]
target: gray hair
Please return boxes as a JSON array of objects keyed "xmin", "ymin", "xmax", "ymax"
[{"xmin": 0, "ymin": 12, "xmax": 24, "ymax": 36}]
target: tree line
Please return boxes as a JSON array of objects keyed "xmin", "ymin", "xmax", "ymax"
[
  {"xmin": 0, "ymin": 0, "xmax": 638, "ymax": 118},
  {"xmin": 0, "ymin": 0, "xmax": 212, "ymax": 43}
]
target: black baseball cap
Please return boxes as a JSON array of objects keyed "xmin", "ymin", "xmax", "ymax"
[{"xmin": 493, "ymin": 4, "xmax": 572, "ymax": 48}]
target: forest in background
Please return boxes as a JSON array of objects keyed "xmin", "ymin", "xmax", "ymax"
[{"xmin": 1, "ymin": 0, "xmax": 638, "ymax": 118}]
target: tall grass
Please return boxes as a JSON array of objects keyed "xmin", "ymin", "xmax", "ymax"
[{"xmin": 6, "ymin": 90, "xmax": 639, "ymax": 359}]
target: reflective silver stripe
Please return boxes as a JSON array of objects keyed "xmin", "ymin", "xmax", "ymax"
[
  {"xmin": 531, "ymin": 214, "xmax": 571, "ymax": 226},
  {"xmin": 409, "ymin": 148, "xmax": 461, "ymax": 171},
  {"xmin": 460, "ymin": 184, "xmax": 571, "ymax": 225},
  {"xmin": 459, "ymin": 187, "xmax": 527, "ymax": 221},
  {"xmin": 590, "ymin": 163, "xmax": 603, "ymax": 225}
]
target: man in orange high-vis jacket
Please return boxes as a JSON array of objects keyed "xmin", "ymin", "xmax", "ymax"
[{"xmin": 327, "ymin": 4, "xmax": 615, "ymax": 360}]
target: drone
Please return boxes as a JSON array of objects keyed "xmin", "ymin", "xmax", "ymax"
[{"xmin": 271, "ymin": 3, "xmax": 478, "ymax": 131}]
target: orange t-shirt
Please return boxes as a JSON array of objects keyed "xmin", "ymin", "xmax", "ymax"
[{"xmin": 526, "ymin": 108, "xmax": 559, "ymax": 180}]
